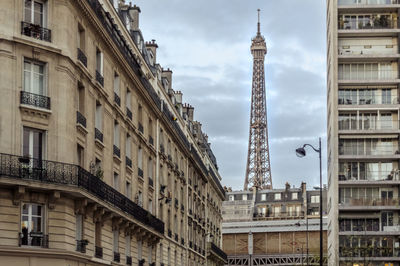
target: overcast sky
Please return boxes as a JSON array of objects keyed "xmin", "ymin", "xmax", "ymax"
[{"xmin": 133, "ymin": 0, "xmax": 327, "ymax": 190}]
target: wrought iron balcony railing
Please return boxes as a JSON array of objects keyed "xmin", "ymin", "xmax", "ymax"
[
  {"xmin": 95, "ymin": 246, "xmax": 103, "ymax": 258},
  {"xmin": 0, "ymin": 153, "xmax": 164, "ymax": 234},
  {"xmin": 209, "ymin": 242, "xmax": 228, "ymax": 262},
  {"xmin": 138, "ymin": 168, "xmax": 143, "ymax": 178},
  {"xmin": 339, "ymin": 18, "xmax": 397, "ymax": 30},
  {"xmin": 20, "ymin": 91, "xmax": 50, "ymax": 110},
  {"xmin": 126, "ymin": 107, "xmax": 132, "ymax": 120},
  {"xmin": 339, "ymin": 169, "xmax": 400, "ymax": 182},
  {"xmin": 339, "ymin": 120, "xmax": 400, "ymax": 131},
  {"xmin": 95, "ymin": 128, "xmax": 103, "ymax": 142},
  {"xmin": 339, "ymin": 0, "xmax": 400, "ymax": 5},
  {"xmin": 126, "ymin": 156, "xmax": 132, "ymax": 168},
  {"xmin": 113, "ymin": 145, "xmax": 121, "ymax": 158},
  {"xmin": 339, "ymin": 197, "xmax": 399, "ymax": 207},
  {"xmin": 126, "ymin": 256, "xmax": 132, "ymax": 265},
  {"xmin": 96, "ymin": 70, "xmax": 104, "ymax": 87},
  {"xmin": 114, "ymin": 92, "xmax": 121, "ymax": 106},
  {"xmin": 76, "ymin": 111, "xmax": 86, "ymax": 128},
  {"xmin": 19, "ymin": 232, "xmax": 48, "ymax": 248},
  {"xmin": 77, "ymin": 48, "xmax": 87, "ymax": 67},
  {"xmin": 114, "ymin": 252, "xmax": 120, "ymax": 262},
  {"xmin": 138, "ymin": 259, "xmax": 145, "ymax": 266},
  {"xmin": 21, "ymin": 21, "xmax": 51, "ymax": 42},
  {"xmin": 338, "ymin": 93, "xmax": 399, "ymax": 105},
  {"xmin": 76, "ymin": 239, "xmax": 88, "ymax": 253},
  {"xmin": 138, "ymin": 123, "xmax": 144, "ymax": 134},
  {"xmin": 338, "ymin": 69, "xmax": 398, "ymax": 81}
]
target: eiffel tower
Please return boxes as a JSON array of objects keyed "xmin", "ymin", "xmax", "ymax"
[{"xmin": 244, "ymin": 9, "xmax": 272, "ymax": 190}]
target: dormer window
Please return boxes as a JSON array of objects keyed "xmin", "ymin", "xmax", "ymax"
[
  {"xmin": 242, "ymin": 194, "xmax": 248, "ymax": 201},
  {"xmin": 228, "ymin": 195, "xmax": 234, "ymax": 201},
  {"xmin": 274, "ymin": 193, "xmax": 281, "ymax": 200}
]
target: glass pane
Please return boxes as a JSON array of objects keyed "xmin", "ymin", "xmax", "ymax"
[
  {"xmin": 24, "ymin": 0, "xmax": 32, "ymax": 22},
  {"xmin": 31, "ymin": 204, "xmax": 41, "ymax": 216},
  {"xmin": 23, "ymin": 129, "xmax": 30, "ymax": 158},
  {"xmin": 31, "ymin": 216, "xmax": 41, "ymax": 232},
  {"xmin": 32, "ymin": 131, "xmax": 42, "ymax": 160},
  {"xmin": 33, "ymin": 2, "xmax": 43, "ymax": 26}
]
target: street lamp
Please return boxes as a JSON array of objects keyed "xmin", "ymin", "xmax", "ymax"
[
  {"xmin": 295, "ymin": 216, "xmax": 309, "ymax": 266},
  {"xmin": 296, "ymin": 137, "xmax": 323, "ymax": 266}
]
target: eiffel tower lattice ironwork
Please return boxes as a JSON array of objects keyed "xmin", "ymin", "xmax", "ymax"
[{"xmin": 244, "ymin": 9, "xmax": 272, "ymax": 190}]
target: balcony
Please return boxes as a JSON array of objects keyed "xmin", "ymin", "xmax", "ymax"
[
  {"xmin": 96, "ymin": 70, "xmax": 104, "ymax": 87},
  {"xmin": 338, "ymin": 70, "xmax": 399, "ymax": 84},
  {"xmin": 138, "ymin": 168, "xmax": 143, "ymax": 178},
  {"xmin": 138, "ymin": 123, "xmax": 144, "ymax": 134},
  {"xmin": 126, "ymin": 256, "xmax": 132, "ymax": 265},
  {"xmin": 95, "ymin": 128, "xmax": 103, "ymax": 142},
  {"xmin": 114, "ymin": 92, "xmax": 121, "ymax": 106},
  {"xmin": 21, "ymin": 21, "xmax": 51, "ymax": 42},
  {"xmin": 20, "ymin": 91, "xmax": 51, "ymax": 110},
  {"xmin": 126, "ymin": 156, "xmax": 132, "ymax": 168},
  {"xmin": 95, "ymin": 246, "xmax": 103, "ymax": 258},
  {"xmin": 113, "ymin": 145, "xmax": 121, "ymax": 158},
  {"xmin": 0, "ymin": 153, "xmax": 165, "ymax": 234},
  {"xmin": 339, "ymin": 0, "xmax": 400, "ymax": 5},
  {"xmin": 338, "ymin": 45, "xmax": 399, "ymax": 61},
  {"xmin": 126, "ymin": 107, "xmax": 132, "ymax": 120},
  {"xmin": 19, "ymin": 232, "xmax": 48, "ymax": 248},
  {"xmin": 338, "ymin": 92, "xmax": 399, "ymax": 106},
  {"xmin": 76, "ymin": 111, "xmax": 86, "ymax": 128},
  {"xmin": 339, "ymin": 142, "xmax": 400, "ymax": 159},
  {"xmin": 208, "ymin": 242, "xmax": 228, "ymax": 263},
  {"xmin": 77, "ymin": 48, "xmax": 87, "ymax": 67},
  {"xmin": 114, "ymin": 252, "xmax": 120, "ymax": 262},
  {"xmin": 339, "ymin": 169, "xmax": 400, "ymax": 184},
  {"xmin": 339, "ymin": 120, "xmax": 400, "ymax": 134},
  {"xmin": 76, "ymin": 239, "xmax": 88, "ymax": 253},
  {"xmin": 339, "ymin": 197, "xmax": 400, "ymax": 210}
]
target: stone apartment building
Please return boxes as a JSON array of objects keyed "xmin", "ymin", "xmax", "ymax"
[
  {"xmin": 221, "ymin": 183, "xmax": 328, "ymax": 265},
  {"xmin": 0, "ymin": 0, "xmax": 227, "ymax": 265},
  {"xmin": 327, "ymin": 0, "xmax": 400, "ymax": 265}
]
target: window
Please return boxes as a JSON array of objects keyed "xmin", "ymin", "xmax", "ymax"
[
  {"xmin": 274, "ymin": 206, "xmax": 280, "ymax": 217},
  {"xmin": 113, "ymin": 72, "xmax": 120, "ymax": 95},
  {"xmin": 311, "ymin": 195, "xmax": 320, "ymax": 203},
  {"xmin": 126, "ymin": 89, "xmax": 131, "ymax": 110},
  {"xmin": 21, "ymin": 203, "xmax": 44, "ymax": 246},
  {"xmin": 148, "ymin": 157, "xmax": 153, "ymax": 180},
  {"xmin": 24, "ymin": 0, "xmax": 46, "ymax": 27},
  {"xmin": 138, "ymin": 191, "xmax": 143, "ymax": 207},
  {"xmin": 77, "ymin": 83, "xmax": 85, "ymax": 113},
  {"xmin": 113, "ymin": 230, "xmax": 119, "ymax": 252},
  {"xmin": 296, "ymin": 206, "xmax": 301, "ymax": 216},
  {"xmin": 95, "ymin": 222, "xmax": 101, "ymax": 248},
  {"xmin": 274, "ymin": 193, "xmax": 281, "ymax": 200},
  {"xmin": 160, "ymin": 244, "xmax": 163, "ymax": 264},
  {"xmin": 148, "ymin": 199, "xmax": 153, "ymax": 214},
  {"xmin": 228, "ymin": 195, "xmax": 234, "ymax": 201},
  {"xmin": 138, "ymin": 239, "xmax": 142, "ymax": 260},
  {"xmin": 23, "ymin": 127, "xmax": 45, "ymax": 160},
  {"xmin": 261, "ymin": 194, "xmax": 266, "ymax": 201},
  {"xmin": 292, "ymin": 192, "xmax": 298, "ymax": 200},
  {"xmin": 287, "ymin": 206, "xmax": 293, "ymax": 216},
  {"xmin": 77, "ymin": 23, "xmax": 85, "ymax": 50},
  {"xmin": 113, "ymin": 172, "xmax": 119, "ymax": 190},
  {"xmin": 96, "ymin": 48, "xmax": 103, "ymax": 75},
  {"xmin": 24, "ymin": 59, "xmax": 46, "ymax": 96},
  {"xmin": 126, "ymin": 134, "xmax": 131, "ymax": 159},
  {"xmin": 114, "ymin": 121, "xmax": 119, "ymax": 148},
  {"xmin": 148, "ymin": 244, "xmax": 152, "ymax": 264},
  {"xmin": 77, "ymin": 144, "xmax": 84, "ymax": 167},
  {"xmin": 138, "ymin": 147, "xmax": 143, "ymax": 170},
  {"xmin": 125, "ymin": 235, "xmax": 131, "ymax": 257},
  {"xmin": 242, "ymin": 194, "xmax": 247, "ymax": 201},
  {"xmin": 125, "ymin": 181, "xmax": 131, "ymax": 199},
  {"xmin": 95, "ymin": 101, "xmax": 102, "ymax": 130},
  {"xmin": 76, "ymin": 214, "xmax": 83, "ymax": 241},
  {"xmin": 167, "ymin": 247, "xmax": 171, "ymax": 266}
]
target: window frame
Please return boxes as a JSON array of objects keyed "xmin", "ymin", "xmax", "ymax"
[
  {"xmin": 23, "ymin": 58, "xmax": 47, "ymax": 96},
  {"xmin": 24, "ymin": 0, "xmax": 47, "ymax": 27}
]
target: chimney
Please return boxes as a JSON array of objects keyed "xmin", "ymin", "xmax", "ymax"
[
  {"xmin": 174, "ymin": 91, "xmax": 182, "ymax": 104},
  {"xmin": 128, "ymin": 5, "xmax": 141, "ymax": 30},
  {"xmin": 145, "ymin": 39, "xmax": 158, "ymax": 65},
  {"xmin": 161, "ymin": 68, "xmax": 172, "ymax": 90},
  {"xmin": 285, "ymin": 182, "xmax": 290, "ymax": 191},
  {"xmin": 187, "ymin": 105, "xmax": 194, "ymax": 121}
]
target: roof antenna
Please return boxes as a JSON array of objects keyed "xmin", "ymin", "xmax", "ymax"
[{"xmin": 257, "ymin": 9, "xmax": 261, "ymax": 35}]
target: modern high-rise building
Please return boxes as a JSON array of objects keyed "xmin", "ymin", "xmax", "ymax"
[
  {"xmin": 327, "ymin": 0, "xmax": 400, "ymax": 265},
  {"xmin": 0, "ymin": 0, "xmax": 227, "ymax": 265}
]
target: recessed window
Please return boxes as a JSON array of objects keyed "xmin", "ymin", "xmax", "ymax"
[
  {"xmin": 23, "ymin": 127, "xmax": 45, "ymax": 161},
  {"xmin": 292, "ymin": 192, "xmax": 298, "ymax": 200},
  {"xmin": 24, "ymin": 59, "xmax": 46, "ymax": 96},
  {"xmin": 242, "ymin": 194, "xmax": 247, "ymax": 201},
  {"xmin": 274, "ymin": 193, "xmax": 281, "ymax": 200}
]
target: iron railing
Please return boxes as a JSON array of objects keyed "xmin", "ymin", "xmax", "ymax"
[
  {"xmin": 126, "ymin": 107, "xmax": 132, "ymax": 120},
  {"xmin": 126, "ymin": 256, "xmax": 132, "ymax": 265},
  {"xmin": 96, "ymin": 70, "xmax": 104, "ymax": 86},
  {"xmin": 339, "ymin": 197, "xmax": 399, "ymax": 207},
  {"xmin": 126, "ymin": 156, "xmax": 132, "ymax": 168},
  {"xmin": 20, "ymin": 91, "xmax": 50, "ymax": 110},
  {"xmin": 76, "ymin": 239, "xmax": 88, "ymax": 253},
  {"xmin": 113, "ymin": 145, "xmax": 121, "ymax": 158},
  {"xmin": 138, "ymin": 259, "xmax": 145, "ymax": 266},
  {"xmin": 95, "ymin": 128, "xmax": 103, "ymax": 142},
  {"xmin": 19, "ymin": 232, "xmax": 48, "ymax": 248},
  {"xmin": 138, "ymin": 123, "xmax": 144, "ymax": 134},
  {"xmin": 77, "ymin": 48, "xmax": 87, "ymax": 67},
  {"xmin": 209, "ymin": 242, "xmax": 228, "ymax": 261},
  {"xmin": 338, "ymin": 17, "xmax": 397, "ymax": 30},
  {"xmin": 0, "ymin": 153, "xmax": 164, "ymax": 234},
  {"xmin": 95, "ymin": 246, "xmax": 103, "ymax": 258},
  {"xmin": 114, "ymin": 252, "xmax": 120, "ymax": 262},
  {"xmin": 76, "ymin": 111, "xmax": 86, "ymax": 128},
  {"xmin": 21, "ymin": 21, "xmax": 51, "ymax": 42},
  {"xmin": 114, "ymin": 92, "xmax": 121, "ymax": 106},
  {"xmin": 138, "ymin": 168, "xmax": 143, "ymax": 178}
]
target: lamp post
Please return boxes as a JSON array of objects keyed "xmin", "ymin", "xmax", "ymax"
[
  {"xmin": 295, "ymin": 216, "xmax": 309, "ymax": 266},
  {"xmin": 296, "ymin": 137, "xmax": 323, "ymax": 266}
]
